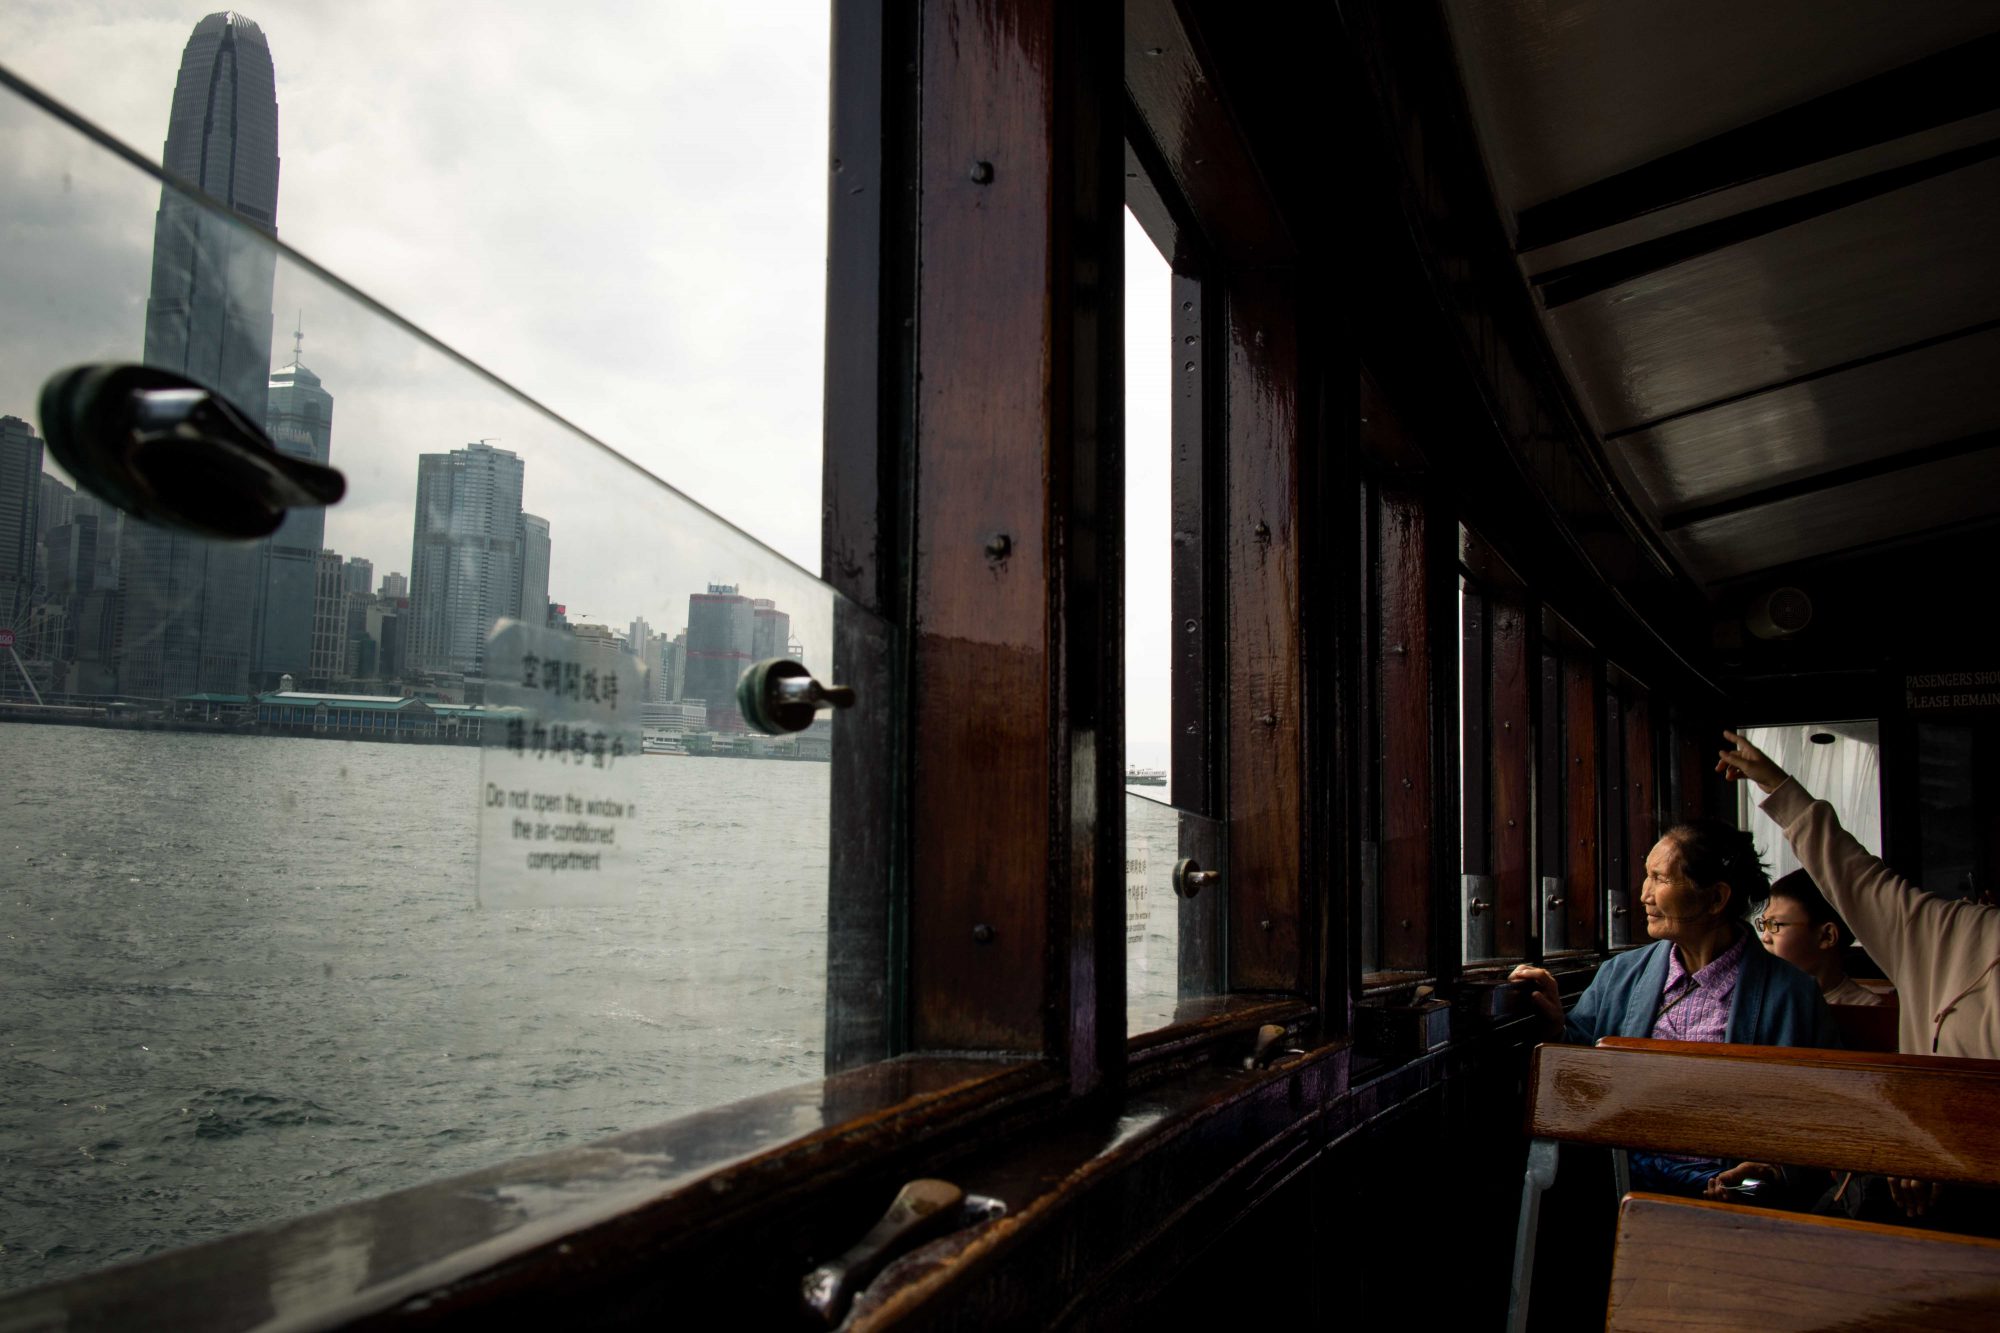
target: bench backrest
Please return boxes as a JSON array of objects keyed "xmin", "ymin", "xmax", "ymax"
[
  {"xmin": 1828, "ymin": 996, "xmax": 1900, "ymax": 1052},
  {"xmin": 1607, "ymin": 1191, "xmax": 2000, "ymax": 1332},
  {"xmin": 1527, "ymin": 1039, "xmax": 2000, "ymax": 1187}
]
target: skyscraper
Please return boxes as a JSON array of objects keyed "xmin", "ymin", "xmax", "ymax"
[
  {"xmin": 518, "ymin": 513, "xmax": 550, "ymax": 630},
  {"xmin": 121, "ymin": 12, "xmax": 281, "ymax": 698},
  {"xmin": 0, "ymin": 416, "xmax": 42, "ymax": 630},
  {"xmin": 250, "ymin": 338, "xmax": 335, "ymax": 688},
  {"xmin": 685, "ymin": 584, "xmax": 755, "ymax": 729},
  {"xmin": 379, "ymin": 571, "xmax": 408, "ymax": 600},
  {"xmin": 408, "ymin": 442, "xmax": 525, "ymax": 677},
  {"xmin": 146, "ymin": 12, "xmax": 280, "ymax": 417},
  {"xmin": 342, "ymin": 556, "xmax": 373, "ymax": 597}
]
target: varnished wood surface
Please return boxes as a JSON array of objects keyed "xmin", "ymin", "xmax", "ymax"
[
  {"xmin": 1489, "ymin": 590, "xmax": 1530, "ymax": 959},
  {"xmin": 1534, "ymin": 1041, "xmax": 2000, "ymax": 1184},
  {"xmin": 908, "ymin": 0, "xmax": 1123, "ymax": 1059},
  {"xmin": 1225, "ymin": 271, "xmax": 1304, "ymax": 991},
  {"xmin": 1564, "ymin": 651, "xmax": 1602, "ymax": 948},
  {"xmin": 1375, "ymin": 487, "xmax": 1432, "ymax": 973},
  {"xmin": 1622, "ymin": 688, "xmax": 1655, "ymax": 875},
  {"xmin": 1607, "ymin": 1192, "xmax": 2000, "ymax": 1332}
]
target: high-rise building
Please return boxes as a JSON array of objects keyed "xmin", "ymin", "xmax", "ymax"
[
  {"xmin": 308, "ymin": 550, "xmax": 348, "ymax": 686},
  {"xmin": 751, "ymin": 598, "xmax": 791, "ymax": 662},
  {"xmin": 146, "ymin": 11, "xmax": 280, "ymax": 417},
  {"xmin": 0, "ymin": 416, "xmax": 41, "ymax": 629},
  {"xmin": 408, "ymin": 442, "xmax": 525, "ymax": 676},
  {"xmin": 685, "ymin": 585, "xmax": 757, "ymax": 730},
  {"xmin": 379, "ymin": 571, "xmax": 408, "ymax": 600},
  {"xmin": 121, "ymin": 12, "xmax": 281, "ymax": 698},
  {"xmin": 342, "ymin": 556, "xmax": 373, "ymax": 597},
  {"xmin": 663, "ymin": 631, "xmax": 686, "ymax": 701},
  {"xmin": 518, "ymin": 513, "xmax": 550, "ymax": 633},
  {"xmin": 249, "ymin": 340, "xmax": 336, "ymax": 689}
]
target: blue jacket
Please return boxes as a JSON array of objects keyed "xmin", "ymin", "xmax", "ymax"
[{"xmin": 1563, "ymin": 931, "xmax": 1841, "ymax": 1048}]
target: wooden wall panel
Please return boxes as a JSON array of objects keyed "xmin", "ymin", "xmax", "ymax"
[
  {"xmin": 1564, "ymin": 654, "xmax": 1602, "ymax": 948},
  {"xmin": 1489, "ymin": 593, "xmax": 1531, "ymax": 959},
  {"xmin": 1226, "ymin": 272, "xmax": 1304, "ymax": 991},
  {"xmin": 908, "ymin": 0, "xmax": 1120, "ymax": 1060},
  {"xmin": 1376, "ymin": 489, "xmax": 1431, "ymax": 973},
  {"xmin": 1625, "ymin": 691, "xmax": 1658, "ymax": 873}
]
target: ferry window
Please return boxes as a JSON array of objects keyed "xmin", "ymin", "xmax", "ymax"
[
  {"xmin": 1736, "ymin": 722, "xmax": 1882, "ymax": 880},
  {"xmin": 1124, "ymin": 206, "xmax": 1182, "ymax": 1033},
  {"xmin": 1122, "ymin": 179, "xmax": 1223, "ymax": 1030},
  {"xmin": 0, "ymin": 6, "xmax": 882, "ymax": 1297}
]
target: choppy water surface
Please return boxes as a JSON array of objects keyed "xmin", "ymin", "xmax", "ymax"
[{"xmin": 0, "ymin": 724, "xmax": 829, "ymax": 1291}]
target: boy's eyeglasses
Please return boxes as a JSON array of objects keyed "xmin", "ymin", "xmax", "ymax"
[{"xmin": 1754, "ymin": 917, "xmax": 1804, "ymax": 935}]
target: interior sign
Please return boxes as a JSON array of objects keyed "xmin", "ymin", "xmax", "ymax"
[
  {"xmin": 477, "ymin": 618, "xmax": 648, "ymax": 906},
  {"xmin": 1905, "ymin": 670, "xmax": 2000, "ymax": 714}
]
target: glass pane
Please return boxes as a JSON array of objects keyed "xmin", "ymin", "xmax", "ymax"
[
  {"xmin": 1124, "ymin": 207, "xmax": 1172, "ymax": 796},
  {"xmin": 0, "ymin": 71, "xmax": 890, "ymax": 1293},
  {"xmin": 1125, "ymin": 791, "xmax": 1222, "ymax": 1035},
  {"xmin": 1737, "ymin": 721, "xmax": 1883, "ymax": 879}
]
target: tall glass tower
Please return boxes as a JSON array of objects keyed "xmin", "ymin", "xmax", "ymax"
[
  {"xmin": 120, "ymin": 11, "xmax": 281, "ymax": 699},
  {"xmin": 408, "ymin": 443, "xmax": 526, "ymax": 679},
  {"xmin": 250, "ymin": 333, "xmax": 332, "ymax": 688}
]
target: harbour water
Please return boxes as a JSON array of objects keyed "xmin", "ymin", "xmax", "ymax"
[
  {"xmin": 0, "ymin": 725, "xmax": 831, "ymax": 1292},
  {"xmin": 0, "ymin": 723, "xmax": 1184, "ymax": 1294}
]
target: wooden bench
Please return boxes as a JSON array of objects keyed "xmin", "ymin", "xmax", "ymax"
[
  {"xmin": 1829, "ymin": 991, "xmax": 1900, "ymax": 1053},
  {"xmin": 1508, "ymin": 1039, "xmax": 2000, "ymax": 1331},
  {"xmin": 1607, "ymin": 1191, "xmax": 2000, "ymax": 1331}
]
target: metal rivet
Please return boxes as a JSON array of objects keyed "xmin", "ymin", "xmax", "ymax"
[
  {"xmin": 1185, "ymin": 723, "xmax": 1198, "ymax": 735},
  {"xmin": 1400, "ymin": 919, "xmax": 1412, "ymax": 929},
  {"xmin": 972, "ymin": 923, "xmax": 995, "ymax": 943},
  {"xmin": 1260, "ymin": 919, "xmax": 1273, "ymax": 932},
  {"xmin": 1507, "ymin": 819, "xmax": 1516, "ymax": 828},
  {"xmin": 985, "ymin": 533, "xmax": 1011, "ymax": 561},
  {"xmin": 1183, "ymin": 360, "xmax": 1195, "ymax": 372},
  {"xmin": 1184, "ymin": 619, "xmax": 1198, "ymax": 634},
  {"xmin": 1261, "ymin": 712, "xmax": 1277, "ymax": 727},
  {"xmin": 1402, "ymin": 777, "xmax": 1412, "ymax": 789},
  {"xmin": 968, "ymin": 160, "xmax": 994, "ymax": 184},
  {"xmin": 1254, "ymin": 521, "xmax": 1271, "ymax": 541}
]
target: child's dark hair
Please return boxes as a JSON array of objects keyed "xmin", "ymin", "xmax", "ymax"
[
  {"xmin": 1764, "ymin": 868, "xmax": 1854, "ymax": 948},
  {"xmin": 1662, "ymin": 818, "xmax": 1769, "ymax": 919}
]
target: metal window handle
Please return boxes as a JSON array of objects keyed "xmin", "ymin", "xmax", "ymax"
[
  {"xmin": 1544, "ymin": 896, "xmax": 1565, "ymax": 909},
  {"xmin": 737, "ymin": 657, "xmax": 855, "ymax": 734},
  {"xmin": 39, "ymin": 363, "xmax": 345, "ymax": 540},
  {"xmin": 1612, "ymin": 906, "xmax": 1629, "ymax": 917},
  {"xmin": 1173, "ymin": 858, "xmax": 1220, "ymax": 898},
  {"xmin": 801, "ymin": 1179, "xmax": 1003, "ymax": 1325},
  {"xmin": 1244, "ymin": 1022, "xmax": 1303, "ymax": 1069},
  {"xmin": 1469, "ymin": 897, "xmax": 1492, "ymax": 916}
]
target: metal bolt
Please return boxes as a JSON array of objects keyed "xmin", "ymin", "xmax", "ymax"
[
  {"xmin": 1260, "ymin": 919, "xmax": 1273, "ymax": 932},
  {"xmin": 968, "ymin": 160, "xmax": 994, "ymax": 184},
  {"xmin": 985, "ymin": 533, "xmax": 1011, "ymax": 561},
  {"xmin": 1400, "ymin": 918, "xmax": 1412, "ymax": 929},
  {"xmin": 1507, "ymin": 819, "xmax": 1516, "ymax": 827},
  {"xmin": 1260, "ymin": 712, "xmax": 1277, "ymax": 727},
  {"xmin": 1184, "ymin": 619, "xmax": 1198, "ymax": 634},
  {"xmin": 972, "ymin": 923, "xmax": 995, "ymax": 943},
  {"xmin": 1254, "ymin": 520, "xmax": 1271, "ymax": 541},
  {"xmin": 1185, "ymin": 723, "xmax": 1197, "ymax": 735}
]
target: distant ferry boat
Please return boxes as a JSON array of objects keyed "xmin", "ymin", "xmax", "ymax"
[
  {"xmin": 641, "ymin": 732, "xmax": 685, "ymax": 756},
  {"xmin": 1125, "ymin": 767, "xmax": 1167, "ymax": 787}
]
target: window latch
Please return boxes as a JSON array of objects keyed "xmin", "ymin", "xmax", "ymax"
[
  {"xmin": 39, "ymin": 363, "xmax": 345, "ymax": 540},
  {"xmin": 801, "ymin": 1179, "xmax": 1006, "ymax": 1325}
]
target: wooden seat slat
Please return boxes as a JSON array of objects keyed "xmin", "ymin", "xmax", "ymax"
[
  {"xmin": 1528, "ymin": 1041, "xmax": 2000, "ymax": 1187},
  {"xmin": 1607, "ymin": 1192, "xmax": 2000, "ymax": 1332}
]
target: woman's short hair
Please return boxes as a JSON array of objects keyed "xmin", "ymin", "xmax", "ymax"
[
  {"xmin": 1764, "ymin": 868, "xmax": 1855, "ymax": 948},
  {"xmin": 1662, "ymin": 818, "xmax": 1769, "ymax": 919}
]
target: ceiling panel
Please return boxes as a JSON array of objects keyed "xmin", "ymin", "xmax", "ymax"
[
  {"xmin": 1444, "ymin": 0, "xmax": 1996, "ymax": 214},
  {"xmin": 1611, "ymin": 324, "xmax": 2000, "ymax": 513},
  {"xmin": 1547, "ymin": 156, "xmax": 2000, "ymax": 434},
  {"xmin": 1668, "ymin": 445, "xmax": 2000, "ymax": 583}
]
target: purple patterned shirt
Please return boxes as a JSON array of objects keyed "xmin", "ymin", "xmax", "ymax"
[{"xmin": 1649, "ymin": 930, "xmax": 1750, "ymax": 1042}]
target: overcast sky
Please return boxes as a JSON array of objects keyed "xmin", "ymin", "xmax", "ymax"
[{"xmin": 0, "ymin": 2, "xmax": 1174, "ymax": 760}]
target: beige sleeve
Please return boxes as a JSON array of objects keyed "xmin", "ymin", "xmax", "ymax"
[{"xmin": 1760, "ymin": 777, "xmax": 1933, "ymax": 982}]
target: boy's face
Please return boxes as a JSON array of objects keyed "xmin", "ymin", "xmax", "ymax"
[{"xmin": 1757, "ymin": 893, "xmax": 1834, "ymax": 973}]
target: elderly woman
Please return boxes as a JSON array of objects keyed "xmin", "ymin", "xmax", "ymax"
[{"xmin": 1510, "ymin": 817, "xmax": 1839, "ymax": 1193}]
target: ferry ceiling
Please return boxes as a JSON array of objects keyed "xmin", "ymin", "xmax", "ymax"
[{"xmin": 1271, "ymin": 1, "xmax": 2000, "ymax": 714}]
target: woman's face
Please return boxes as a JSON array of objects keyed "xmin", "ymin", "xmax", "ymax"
[{"xmin": 1641, "ymin": 836, "xmax": 1724, "ymax": 943}]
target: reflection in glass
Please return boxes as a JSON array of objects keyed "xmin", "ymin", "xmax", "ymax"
[
  {"xmin": 0, "ymin": 70, "xmax": 887, "ymax": 1293},
  {"xmin": 1126, "ymin": 792, "xmax": 1183, "ymax": 1033}
]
